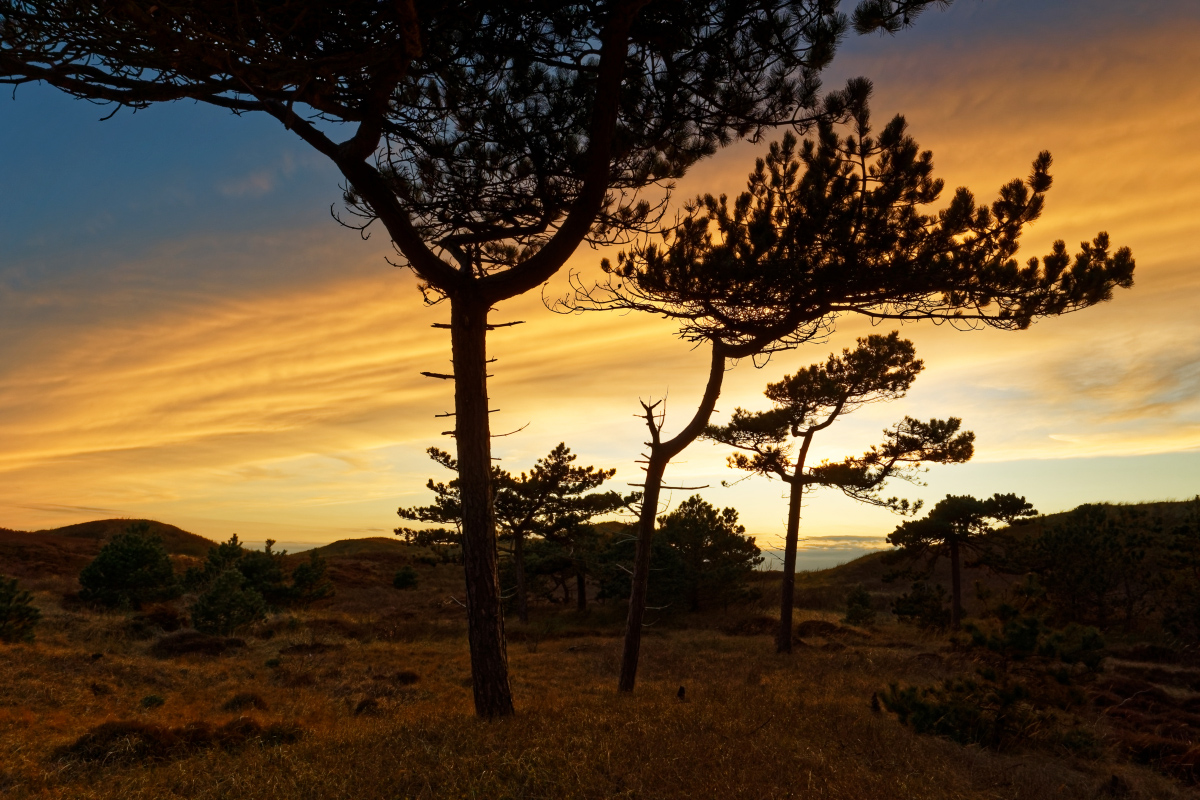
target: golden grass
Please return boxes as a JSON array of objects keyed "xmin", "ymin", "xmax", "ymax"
[{"xmin": 1, "ymin": 597, "xmax": 1191, "ymax": 800}]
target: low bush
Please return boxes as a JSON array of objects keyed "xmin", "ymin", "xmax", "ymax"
[
  {"xmin": 55, "ymin": 718, "xmax": 302, "ymax": 764},
  {"xmin": 0, "ymin": 575, "xmax": 40, "ymax": 643},
  {"xmin": 150, "ymin": 630, "xmax": 245, "ymax": 658},
  {"xmin": 190, "ymin": 569, "xmax": 267, "ymax": 636},
  {"xmin": 880, "ymin": 673, "xmax": 1044, "ymax": 750},
  {"xmin": 393, "ymin": 566, "xmax": 419, "ymax": 590},
  {"xmin": 842, "ymin": 584, "xmax": 876, "ymax": 626},
  {"xmin": 221, "ymin": 692, "xmax": 269, "ymax": 712},
  {"xmin": 892, "ymin": 581, "xmax": 951, "ymax": 629}
]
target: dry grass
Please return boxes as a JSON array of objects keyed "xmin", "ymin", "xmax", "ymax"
[{"xmin": 1, "ymin": 594, "xmax": 1192, "ymax": 800}]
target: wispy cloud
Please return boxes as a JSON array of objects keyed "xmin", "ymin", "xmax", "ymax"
[{"xmin": 2, "ymin": 8, "xmax": 1198, "ymax": 541}]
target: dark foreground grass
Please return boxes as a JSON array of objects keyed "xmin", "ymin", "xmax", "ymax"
[{"xmin": 0, "ymin": 604, "xmax": 1191, "ymax": 799}]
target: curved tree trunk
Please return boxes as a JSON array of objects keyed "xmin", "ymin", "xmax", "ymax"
[
  {"xmin": 576, "ymin": 566, "xmax": 587, "ymax": 611},
  {"xmin": 619, "ymin": 344, "xmax": 728, "ymax": 693},
  {"xmin": 949, "ymin": 538, "xmax": 962, "ymax": 630},
  {"xmin": 618, "ymin": 454, "xmax": 667, "ymax": 692},
  {"xmin": 450, "ymin": 297, "xmax": 514, "ymax": 718}
]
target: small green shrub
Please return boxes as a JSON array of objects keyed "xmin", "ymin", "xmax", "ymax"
[
  {"xmin": 393, "ymin": 566, "xmax": 419, "ymax": 590},
  {"xmin": 963, "ymin": 608, "xmax": 1105, "ymax": 669},
  {"xmin": 140, "ymin": 694, "xmax": 165, "ymax": 709},
  {"xmin": 190, "ymin": 569, "xmax": 267, "ymax": 636},
  {"xmin": 842, "ymin": 584, "xmax": 875, "ymax": 626},
  {"xmin": 78, "ymin": 523, "xmax": 179, "ymax": 609},
  {"xmin": 880, "ymin": 673, "xmax": 1042, "ymax": 749},
  {"xmin": 892, "ymin": 581, "xmax": 951, "ymax": 629},
  {"xmin": 290, "ymin": 550, "xmax": 334, "ymax": 605},
  {"xmin": 0, "ymin": 576, "xmax": 40, "ymax": 643}
]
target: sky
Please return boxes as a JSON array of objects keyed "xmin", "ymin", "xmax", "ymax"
[{"xmin": 1, "ymin": 0, "xmax": 1198, "ymax": 567}]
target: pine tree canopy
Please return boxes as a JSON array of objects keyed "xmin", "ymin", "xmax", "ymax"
[
  {"xmin": 888, "ymin": 493, "xmax": 1038, "ymax": 562},
  {"xmin": 0, "ymin": 0, "xmax": 949, "ymax": 301},
  {"xmin": 578, "ymin": 107, "xmax": 1135, "ymax": 353},
  {"xmin": 707, "ymin": 333, "xmax": 974, "ymax": 510}
]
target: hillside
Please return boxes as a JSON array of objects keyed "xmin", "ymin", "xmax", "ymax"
[
  {"xmin": 35, "ymin": 518, "xmax": 216, "ymax": 557},
  {"xmin": 5, "ymin": 502, "xmax": 1200, "ymax": 798},
  {"xmin": 784, "ymin": 497, "xmax": 1200, "ymax": 616}
]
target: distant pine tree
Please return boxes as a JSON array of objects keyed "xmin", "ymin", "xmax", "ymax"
[{"xmin": 889, "ymin": 495, "xmax": 1037, "ymax": 628}]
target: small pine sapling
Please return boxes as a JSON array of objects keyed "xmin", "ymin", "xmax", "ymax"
[
  {"xmin": 78, "ymin": 522, "xmax": 179, "ymax": 609},
  {"xmin": 0, "ymin": 575, "xmax": 40, "ymax": 643},
  {"xmin": 289, "ymin": 551, "xmax": 334, "ymax": 606},
  {"xmin": 393, "ymin": 566, "xmax": 419, "ymax": 591},
  {"xmin": 843, "ymin": 585, "xmax": 876, "ymax": 627},
  {"xmin": 190, "ymin": 570, "xmax": 267, "ymax": 636}
]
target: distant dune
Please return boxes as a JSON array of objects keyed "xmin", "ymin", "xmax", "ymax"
[{"xmin": 0, "ymin": 519, "xmax": 215, "ymax": 582}]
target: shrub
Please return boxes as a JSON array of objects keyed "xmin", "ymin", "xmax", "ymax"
[
  {"xmin": 842, "ymin": 584, "xmax": 875, "ymax": 626},
  {"xmin": 190, "ymin": 569, "xmax": 266, "ymax": 636},
  {"xmin": 0, "ymin": 576, "xmax": 40, "ymax": 643},
  {"xmin": 78, "ymin": 523, "xmax": 179, "ymax": 609},
  {"xmin": 290, "ymin": 550, "xmax": 334, "ymax": 605},
  {"xmin": 880, "ymin": 674, "xmax": 1044, "ymax": 750},
  {"xmin": 149, "ymin": 630, "xmax": 244, "ymax": 658},
  {"xmin": 186, "ymin": 537, "xmax": 331, "ymax": 608},
  {"xmin": 393, "ymin": 566, "xmax": 419, "ymax": 590},
  {"xmin": 140, "ymin": 694, "xmax": 165, "ymax": 709},
  {"xmin": 221, "ymin": 692, "xmax": 269, "ymax": 712},
  {"xmin": 892, "ymin": 581, "xmax": 951, "ymax": 629},
  {"xmin": 54, "ymin": 718, "xmax": 302, "ymax": 764}
]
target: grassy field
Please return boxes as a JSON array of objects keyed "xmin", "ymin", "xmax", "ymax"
[{"xmin": 1, "ymin": 522, "xmax": 1197, "ymax": 798}]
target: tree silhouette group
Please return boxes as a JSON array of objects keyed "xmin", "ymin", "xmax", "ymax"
[{"xmin": 2, "ymin": 0, "xmax": 1135, "ymax": 717}]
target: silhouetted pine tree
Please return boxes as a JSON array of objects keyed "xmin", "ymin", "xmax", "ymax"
[
  {"xmin": 889, "ymin": 494, "xmax": 1037, "ymax": 628},
  {"xmin": 707, "ymin": 333, "xmax": 973, "ymax": 651},
  {"xmin": 569, "ymin": 104, "xmax": 1134, "ymax": 690}
]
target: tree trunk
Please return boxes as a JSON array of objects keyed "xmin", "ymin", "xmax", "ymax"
[
  {"xmin": 618, "ymin": 454, "xmax": 667, "ymax": 692},
  {"xmin": 619, "ymin": 344, "xmax": 729, "ymax": 693},
  {"xmin": 514, "ymin": 530, "xmax": 528, "ymax": 623},
  {"xmin": 450, "ymin": 297, "xmax": 514, "ymax": 718},
  {"xmin": 777, "ymin": 434, "xmax": 814, "ymax": 654},
  {"xmin": 576, "ymin": 567, "xmax": 587, "ymax": 611},
  {"xmin": 777, "ymin": 482, "xmax": 804, "ymax": 654},
  {"xmin": 949, "ymin": 538, "xmax": 962, "ymax": 630}
]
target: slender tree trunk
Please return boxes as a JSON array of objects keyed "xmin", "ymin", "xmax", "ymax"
[
  {"xmin": 514, "ymin": 530, "xmax": 528, "ymax": 623},
  {"xmin": 777, "ymin": 434, "xmax": 814, "ymax": 654},
  {"xmin": 619, "ymin": 344, "xmax": 728, "ymax": 693},
  {"xmin": 949, "ymin": 538, "xmax": 962, "ymax": 630},
  {"xmin": 619, "ymin": 454, "xmax": 667, "ymax": 692},
  {"xmin": 576, "ymin": 567, "xmax": 587, "ymax": 611},
  {"xmin": 777, "ymin": 482, "xmax": 804, "ymax": 654},
  {"xmin": 450, "ymin": 297, "xmax": 513, "ymax": 718}
]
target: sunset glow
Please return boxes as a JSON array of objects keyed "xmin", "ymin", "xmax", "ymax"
[{"xmin": 2, "ymin": 0, "xmax": 1198, "ymax": 561}]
